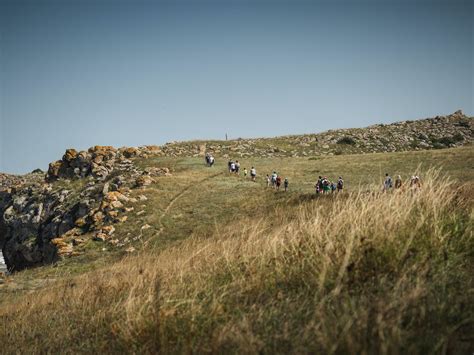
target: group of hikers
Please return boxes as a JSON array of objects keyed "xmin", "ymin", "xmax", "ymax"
[
  {"xmin": 206, "ymin": 154, "xmax": 421, "ymax": 194},
  {"xmin": 314, "ymin": 176, "xmax": 344, "ymax": 194},
  {"xmin": 213, "ymin": 156, "xmax": 290, "ymax": 191},
  {"xmin": 265, "ymin": 172, "xmax": 289, "ymax": 191},
  {"xmin": 226, "ymin": 159, "xmax": 258, "ymax": 181},
  {"xmin": 383, "ymin": 173, "xmax": 422, "ymax": 192}
]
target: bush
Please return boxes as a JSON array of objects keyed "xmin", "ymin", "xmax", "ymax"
[
  {"xmin": 452, "ymin": 132, "xmax": 464, "ymax": 142},
  {"xmin": 337, "ymin": 136, "xmax": 357, "ymax": 145},
  {"xmin": 432, "ymin": 134, "xmax": 464, "ymax": 146},
  {"xmin": 456, "ymin": 120, "xmax": 470, "ymax": 128}
]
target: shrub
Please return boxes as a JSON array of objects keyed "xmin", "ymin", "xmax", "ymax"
[
  {"xmin": 456, "ymin": 120, "xmax": 470, "ymax": 128},
  {"xmin": 337, "ymin": 136, "xmax": 357, "ymax": 145},
  {"xmin": 452, "ymin": 132, "xmax": 464, "ymax": 142},
  {"xmin": 432, "ymin": 134, "xmax": 464, "ymax": 146}
]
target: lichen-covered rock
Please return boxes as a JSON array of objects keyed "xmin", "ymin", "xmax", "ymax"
[
  {"xmin": 46, "ymin": 146, "xmax": 118, "ymax": 181},
  {"xmin": 0, "ymin": 144, "xmax": 168, "ymax": 271},
  {"xmin": 120, "ymin": 147, "xmax": 140, "ymax": 158},
  {"xmin": 135, "ymin": 175, "xmax": 154, "ymax": 187}
]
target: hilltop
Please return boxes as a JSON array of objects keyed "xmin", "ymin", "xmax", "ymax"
[{"xmin": 160, "ymin": 110, "xmax": 473, "ymax": 157}]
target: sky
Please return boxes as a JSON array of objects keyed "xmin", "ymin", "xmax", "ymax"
[{"xmin": 0, "ymin": 0, "xmax": 472, "ymax": 174}]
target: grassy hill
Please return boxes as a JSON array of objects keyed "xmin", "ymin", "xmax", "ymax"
[{"xmin": 0, "ymin": 145, "xmax": 473, "ymax": 353}]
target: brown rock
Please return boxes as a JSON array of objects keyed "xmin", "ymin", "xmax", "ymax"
[
  {"xmin": 104, "ymin": 191, "xmax": 129, "ymax": 203},
  {"xmin": 47, "ymin": 160, "xmax": 63, "ymax": 180},
  {"xmin": 91, "ymin": 211, "xmax": 104, "ymax": 225},
  {"xmin": 75, "ymin": 217, "xmax": 87, "ymax": 228},
  {"xmin": 63, "ymin": 149, "xmax": 78, "ymax": 162},
  {"xmin": 121, "ymin": 147, "xmax": 140, "ymax": 158},
  {"xmin": 94, "ymin": 233, "xmax": 109, "ymax": 242},
  {"xmin": 110, "ymin": 200, "xmax": 124, "ymax": 209},
  {"xmin": 135, "ymin": 175, "xmax": 154, "ymax": 187},
  {"xmin": 101, "ymin": 225, "xmax": 115, "ymax": 235}
]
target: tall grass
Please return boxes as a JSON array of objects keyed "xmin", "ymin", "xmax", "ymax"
[{"xmin": 1, "ymin": 170, "xmax": 472, "ymax": 354}]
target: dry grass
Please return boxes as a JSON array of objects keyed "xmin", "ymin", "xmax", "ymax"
[{"xmin": 1, "ymin": 169, "xmax": 472, "ymax": 353}]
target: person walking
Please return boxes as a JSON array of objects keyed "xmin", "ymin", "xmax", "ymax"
[
  {"xmin": 315, "ymin": 176, "xmax": 322, "ymax": 194},
  {"xmin": 383, "ymin": 173, "xmax": 393, "ymax": 192},
  {"xmin": 271, "ymin": 172, "xmax": 278, "ymax": 188},
  {"xmin": 266, "ymin": 174, "xmax": 271, "ymax": 187},
  {"xmin": 235, "ymin": 160, "xmax": 240, "ymax": 174},
  {"xmin": 395, "ymin": 175, "xmax": 402, "ymax": 189},
  {"xmin": 250, "ymin": 167, "xmax": 257, "ymax": 181},
  {"xmin": 323, "ymin": 177, "xmax": 330, "ymax": 194},
  {"xmin": 275, "ymin": 175, "xmax": 282, "ymax": 190},
  {"xmin": 410, "ymin": 175, "xmax": 421, "ymax": 190},
  {"xmin": 284, "ymin": 178, "xmax": 289, "ymax": 192},
  {"xmin": 337, "ymin": 176, "xmax": 344, "ymax": 192},
  {"xmin": 243, "ymin": 168, "xmax": 248, "ymax": 177}
]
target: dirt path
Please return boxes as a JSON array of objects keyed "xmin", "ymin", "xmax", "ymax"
[
  {"xmin": 162, "ymin": 171, "xmax": 223, "ymax": 219},
  {"xmin": 145, "ymin": 170, "xmax": 224, "ymax": 240}
]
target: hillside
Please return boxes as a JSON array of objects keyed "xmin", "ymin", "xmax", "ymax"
[
  {"xmin": 0, "ymin": 113, "xmax": 473, "ymax": 353},
  {"xmin": 160, "ymin": 110, "xmax": 473, "ymax": 157}
]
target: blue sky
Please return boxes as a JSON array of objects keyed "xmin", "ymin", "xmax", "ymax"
[{"xmin": 0, "ymin": 0, "xmax": 472, "ymax": 174}]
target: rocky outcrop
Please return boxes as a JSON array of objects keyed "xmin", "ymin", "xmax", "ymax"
[
  {"xmin": 160, "ymin": 111, "xmax": 473, "ymax": 158},
  {"xmin": 1, "ymin": 145, "xmax": 167, "ymax": 272},
  {"xmin": 46, "ymin": 145, "xmax": 161, "ymax": 181}
]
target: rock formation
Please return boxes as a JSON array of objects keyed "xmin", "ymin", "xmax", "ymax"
[{"xmin": 0, "ymin": 145, "xmax": 168, "ymax": 271}]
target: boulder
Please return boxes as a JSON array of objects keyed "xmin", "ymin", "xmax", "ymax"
[
  {"xmin": 121, "ymin": 147, "xmax": 140, "ymax": 158},
  {"xmin": 135, "ymin": 175, "xmax": 154, "ymax": 187}
]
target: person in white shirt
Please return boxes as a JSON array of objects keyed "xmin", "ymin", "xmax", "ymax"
[{"xmin": 250, "ymin": 167, "xmax": 257, "ymax": 181}]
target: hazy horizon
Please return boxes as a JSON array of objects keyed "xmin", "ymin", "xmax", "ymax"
[{"xmin": 1, "ymin": 0, "xmax": 473, "ymax": 174}]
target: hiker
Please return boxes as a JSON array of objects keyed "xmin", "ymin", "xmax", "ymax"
[
  {"xmin": 410, "ymin": 175, "xmax": 421, "ymax": 190},
  {"xmin": 337, "ymin": 176, "xmax": 344, "ymax": 192},
  {"xmin": 395, "ymin": 175, "xmax": 402, "ymax": 189},
  {"xmin": 250, "ymin": 167, "xmax": 257, "ymax": 181},
  {"xmin": 284, "ymin": 178, "xmax": 289, "ymax": 192},
  {"xmin": 205, "ymin": 153, "xmax": 210, "ymax": 166},
  {"xmin": 383, "ymin": 173, "xmax": 393, "ymax": 192},
  {"xmin": 275, "ymin": 175, "xmax": 282, "ymax": 190},
  {"xmin": 230, "ymin": 161, "xmax": 236, "ymax": 173},
  {"xmin": 323, "ymin": 177, "xmax": 331, "ymax": 194},
  {"xmin": 228, "ymin": 160, "xmax": 232, "ymax": 172},
  {"xmin": 315, "ymin": 181, "xmax": 320, "ymax": 194},
  {"xmin": 243, "ymin": 168, "xmax": 248, "ymax": 177},
  {"xmin": 266, "ymin": 174, "xmax": 271, "ymax": 187},
  {"xmin": 271, "ymin": 172, "xmax": 278, "ymax": 188},
  {"xmin": 315, "ymin": 176, "xmax": 323, "ymax": 194},
  {"xmin": 331, "ymin": 181, "xmax": 337, "ymax": 193},
  {"xmin": 235, "ymin": 160, "xmax": 240, "ymax": 174}
]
